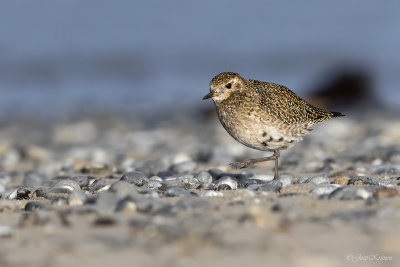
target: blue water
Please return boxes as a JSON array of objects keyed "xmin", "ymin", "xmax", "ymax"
[{"xmin": 0, "ymin": 0, "xmax": 399, "ymax": 116}]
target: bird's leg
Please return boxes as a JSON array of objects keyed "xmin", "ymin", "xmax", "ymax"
[{"xmin": 230, "ymin": 149, "xmax": 281, "ymax": 179}]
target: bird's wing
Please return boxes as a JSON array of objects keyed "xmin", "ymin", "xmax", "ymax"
[{"xmin": 255, "ymin": 81, "xmax": 332, "ymax": 124}]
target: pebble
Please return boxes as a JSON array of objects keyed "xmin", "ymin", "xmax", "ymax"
[
  {"xmin": 297, "ymin": 175, "xmax": 329, "ymax": 185},
  {"xmin": 194, "ymin": 170, "xmax": 213, "ymax": 185},
  {"xmin": 71, "ymin": 176, "xmax": 92, "ymax": 188},
  {"xmin": 24, "ymin": 201, "xmax": 46, "ymax": 211},
  {"xmin": 214, "ymin": 176, "xmax": 238, "ymax": 190},
  {"xmin": 310, "ymin": 184, "xmax": 342, "ymax": 196},
  {"xmin": 329, "ymin": 169, "xmax": 360, "ymax": 178},
  {"xmin": 50, "ymin": 179, "xmax": 81, "ymax": 193},
  {"xmin": 164, "ymin": 188, "xmax": 194, "ymax": 197},
  {"xmin": 248, "ymin": 174, "xmax": 274, "ymax": 183},
  {"xmin": 16, "ymin": 188, "xmax": 33, "ymax": 200},
  {"xmin": 333, "ymin": 177, "xmax": 350, "ymax": 185},
  {"xmin": 169, "ymin": 160, "xmax": 197, "ymax": 174},
  {"xmin": 373, "ymin": 188, "xmax": 399, "ymax": 198},
  {"xmin": 275, "ymin": 173, "xmax": 294, "ymax": 187},
  {"xmin": 348, "ymin": 176, "xmax": 396, "ymax": 187},
  {"xmin": 207, "ymin": 168, "xmax": 225, "ymax": 180},
  {"xmin": 200, "ymin": 190, "xmax": 224, "ymax": 197},
  {"xmin": 95, "ymin": 191, "xmax": 120, "ymax": 214},
  {"xmin": 137, "ymin": 188, "xmax": 160, "ymax": 198},
  {"xmin": 32, "ymin": 187, "xmax": 49, "ymax": 198},
  {"xmin": 256, "ymin": 183, "xmax": 282, "ymax": 192},
  {"xmin": 147, "ymin": 179, "xmax": 163, "ymax": 190},
  {"xmin": 137, "ymin": 158, "xmax": 169, "ymax": 177},
  {"xmin": 120, "ymin": 171, "xmax": 149, "ymax": 187},
  {"xmin": 328, "ymin": 187, "xmax": 372, "ymax": 200},
  {"xmin": 115, "ymin": 199, "xmax": 137, "ymax": 214},
  {"xmin": 68, "ymin": 190, "xmax": 88, "ymax": 206},
  {"xmin": 4, "ymin": 189, "xmax": 18, "ymax": 200},
  {"xmin": 109, "ymin": 181, "xmax": 139, "ymax": 199},
  {"xmin": 89, "ymin": 179, "xmax": 108, "ymax": 193},
  {"xmin": 161, "ymin": 176, "xmax": 199, "ymax": 190},
  {"xmin": 372, "ymin": 164, "xmax": 400, "ymax": 176}
]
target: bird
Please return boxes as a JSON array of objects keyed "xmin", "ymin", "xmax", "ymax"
[{"xmin": 202, "ymin": 72, "xmax": 344, "ymax": 179}]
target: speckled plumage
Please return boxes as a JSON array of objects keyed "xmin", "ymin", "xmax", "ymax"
[{"xmin": 203, "ymin": 72, "xmax": 344, "ymax": 177}]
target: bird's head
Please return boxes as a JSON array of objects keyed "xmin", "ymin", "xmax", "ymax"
[{"xmin": 203, "ymin": 72, "xmax": 245, "ymax": 102}]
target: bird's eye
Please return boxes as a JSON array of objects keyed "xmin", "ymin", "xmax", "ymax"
[{"xmin": 225, "ymin": 83, "xmax": 232, "ymax": 89}]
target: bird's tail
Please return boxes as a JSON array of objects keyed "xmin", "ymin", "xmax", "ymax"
[{"xmin": 330, "ymin": 111, "xmax": 345, "ymax": 118}]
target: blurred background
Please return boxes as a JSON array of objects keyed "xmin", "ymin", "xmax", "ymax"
[{"xmin": 0, "ymin": 0, "xmax": 399, "ymax": 119}]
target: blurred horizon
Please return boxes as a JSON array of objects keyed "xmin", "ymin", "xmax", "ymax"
[{"xmin": 0, "ymin": 0, "xmax": 399, "ymax": 118}]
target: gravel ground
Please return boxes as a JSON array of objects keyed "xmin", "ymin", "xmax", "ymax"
[{"xmin": 0, "ymin": 109, "xmax": 400, "ymax": 267}]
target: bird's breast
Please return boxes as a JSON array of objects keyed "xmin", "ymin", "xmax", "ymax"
[{"xmin": 216, "ymin": 104, "xmax": 304, "ymax": 151}]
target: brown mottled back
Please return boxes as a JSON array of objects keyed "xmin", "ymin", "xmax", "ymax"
[{"xmin": 249, "ymin": 80, "xmax": 339, "ymax": 124}]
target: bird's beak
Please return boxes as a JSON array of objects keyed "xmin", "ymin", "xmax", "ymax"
[{"xmin": 202, "ymin": 92, "xmax": 214, "ymax": 100}]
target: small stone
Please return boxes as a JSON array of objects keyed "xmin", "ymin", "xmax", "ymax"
[
  {"xmin": 276, "ymin": 173, "xmax": 294, "ymax": 187},
  {"xmin": 147, "ymin": 179, "xmax": 163, "ymax": 190},
  {"xmin": 4, "ymin": 189, "xmax": 18, "ymax": 200},
  {"xmin": 256, "ymin": 183, "xmax": 281, "ymax": 192},
  {"xmin": 310, "ymin": 184, "xmax": 342, "ymax": 196},
  {"xmin": 207, "ymin": 168, "xmax": 225, "ymax": 180},
  {"xmin": 248, "ymin": 174, "xmax": 274, "ymax": 183},
  {"xmin": 116, "ymin": 200, "xmax": 136, "ymax": 214},
  {"xmin": 194, "ymin": 171, "xmax": 213, "ymax": 185},
  {"xmin": 164, "ymin": 188, "xmax": 194, "ymax": 197},
  {"xmin": 71, "ymin": 176, "xmax": 92, "ymax": 188},
  {"xmin": 137, "ymin": 158, "xmax": 169, "ymax": 177},
  {"xmin": 89, "ymin": 179, "xmax": 108, "ymax": 193},
  {"xmin": 215, "ymin": 176, "xmax": 238, "ymax": 190},
  {"xmin": 68, "ymin": 190, "xmax": 87, "ymax": 206},
  {"xmin": 95, "ymin": 191, "xmax": 119, "ymax": 214},
  {"xmin": 372, "ymin": 164, "xmax": 400, "ymax": 176},
  {"xmin": 169, "ymin": 161, "xmax": 197, "ymax": 174},
  {"xmin": 16, "ymin": 188, "xmax": 33, "ymax": 200},
  {"xmin": 246, "ymin": 184, "xmax": 262, "ymax": 191},
  {"xmin": 33, "ymin": 187, "xmax": 49, "ymax": 198},
  {"xmin": 333, "ymin": 177, "xmax": 350, "ymax": 185},
  {"xmin": 137, "ymin": 188, "xmax": 159, "ymax": 198},
  {"xmin": 50, "ymin": 179, "xmax": 81, "ymax": 194},
  {"xmin": 373, "ymin": 188, "xmax": 399, "ymax": 198},
  {"xmin": 109, "ymin": 181, "xmax": 139, "ymax": 199},
  {"xmin": 161, "ymin": 175, "xmax": 199, "ymax": 190},
  {"xmin": 309, "ymin": 175, "xmax": 330, "ymax": 185},
  {"xmin": 328, "ymin": 187, "xmax": 372, "ymax": 200},
  {"xmin": 120, "ymin": 171, "xmax": 149, "ymax": 187},
  {"xmin": 24, "ymin": 201, "xmax": 46, "ymax": 211},
  {"xmin": 329, "ymin": 169, "xmax": 360, "ymax": 178},
  {"xmin": 297, "ymin": 175, "xmax": 329, "ymax": 185},
  {"xmin": 349, "ymin": 176, "xmax": 396, "ymax": 187},
  {"xmin": 200, "ymin": 191, "xmax": 224, "ymax": 197}
]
